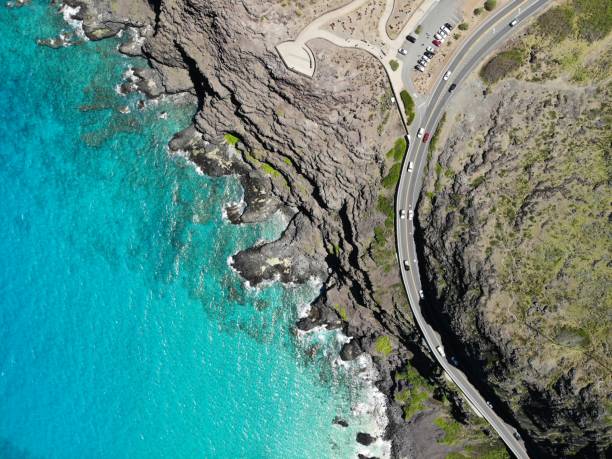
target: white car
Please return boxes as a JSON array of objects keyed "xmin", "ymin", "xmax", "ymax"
[
  {"xmin": 418, "ymin": 59, "xmax": 428, "ymax": 67},
  {"xmin": 399, "ymin": 209, "xmax": 406, "ymax": 219},
  {"xmin": 415, "ymin": 64, "xmax": 425, "ymax": 72},
  {"xmin": 436, "ymin": 346, "xmax": 446, "ymax": 357},
  {"xmin": 486, "ymin": 401, "xmax": 493, "ymax": 409},
  {"xmin": 443, "ymin": 70, "xmax": 452, "ymax": 80},
  {"xmin": 417, "ymin": 127, "xmax": 424, "ymax": 138},
  {"xmin": 439, "ymin": 29, "xmax": 447, "ymax": 38},
  {"xmin": 419, "ymin": 289, "xmax": 424, "ymax": 299},
  {"xmin": 398, "ymin": 47, "xmax": 408, "ymax": 55},
  {"xmin": 408, "ymin": 161, "xmax": 414, "ymax": 172},
  {"xmin": 510, "ymin": 18, "xmax": 519, "ymax": 27},
  {"xmin": 441, "ymin": 26, "xmax": 451, "ymax": 34},
  {"xmin": 403, "ymin": 260, "xmax": 410, "ymax": 270},
  {"xmin": 434, "ymin": 32, "xmax": 442, "ymax": 40},
  {"xmin": 408, "ymin": 210, "xmax": 414, "ymax": 220},
  {"xmin": 421, "ymin": 54, "xmax": 430, "ymax": 62},
  {"xmin": 426, "ymin": 46, "xmax": 435, "ymax": 53}
]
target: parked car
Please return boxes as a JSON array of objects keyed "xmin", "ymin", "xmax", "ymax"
[
  {"xmin": 415, "ymin": 64, "xmax": 425, "ymax": 72},
  {"xmin": 448, "ymin": 83, "xmax": 457, "ymax": 92},
  {"xmin": 403, "ymin": 260, "xmax": 410, "ymax": 270},
  {"xmin": 421, "ymin": 54, "xmax": 430, "ymax": 62},
  {"xmin": 443, "ymin": 70, "xmax": 452, "ymax": 80},
  {"xmin": 417, "ymin": 127, "xmax": 424, "ymax": 138},
  {"xmin": 510, "ymin": 18, "xmax": 519, "ymax": 27},
  {"xmin": 418, "ymin": 59, "xmax": 428, "ymax": 67},
  {"xmin": 486, "ymin": 401, "xmax": 493, "ymax": 409},
  {"xmin": 408, "ymin": 209, "xmax": 414, "ymax": 220},
  {"xmin": 432, "ymin": 39, "xmax": 442, "ymax": 47},
  {"xmin": 513, "ymin": 432, "xmax": 522, "ymax": 441},
  {"xmin": 419, "ymin": 289, "xmax": 424, "ymax": 299},
  {"xmin": 445, "ymin": 22, "xmax": 454, "ymax": 30},
  {"xmin": 441, "ymin": 26, "xmax": 451, "ymax": 34},
  {"xmin": 408, "ymin": 161, "xmax": 414, "ymax": 172},
  {"xmin": 424, "ymin": 51, "xmax": 435, "ymax": 58},
  {"xmin": 426, "ymin": 45, "xmax": 435, "ymax": 53},
  {"xmin": 398, "ymin": 47, "xmax": 408, "ymax": 55},
  {"xmin": 434, "ymin": 32, "xmax": 442, "ymax": 40},
  {"xmin": 423, "ymin": 132, "xmax": 430, "ymax": 142},
  {"xmin": 400, "ymin": 209, "xmax": 406, "ymax": 219},
  {"xmin": 406, "ymin": 35, "xmax": 417, "ymax": 43},
  {"xmin": 439, "ymin": 29, "xmax": 447, "ymax": 38}
]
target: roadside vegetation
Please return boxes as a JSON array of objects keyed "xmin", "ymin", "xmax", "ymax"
[
  {"xmin": 371, "ymin": 137, "xmax": 406, "ymax": 273},
  {"xmin": 399, "ymin": 90, "xmax": 415, "ymax": 125},
  {"xmin": 389, "ymin": 59, "xmax": 399, "ymax": 71},
  {"xmin": 480, "ymin": 0, "xmax": 612, "ymax": 85}
]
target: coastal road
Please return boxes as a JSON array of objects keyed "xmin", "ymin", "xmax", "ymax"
[{"xmin": 395, "ymin": 1, "xmax": 551, "ymax": 458}]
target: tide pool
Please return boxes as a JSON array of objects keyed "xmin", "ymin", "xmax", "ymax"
[{"xmin": 0, "ymin": 3, "xmax": 383, "ymax": 458}]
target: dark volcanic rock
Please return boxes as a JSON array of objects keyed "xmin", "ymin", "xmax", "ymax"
[
  {"xmin": 356, "ymin": 432, "xmax": 376, "ymax": 446},
  {"xmin": 332, "ymin": 416, "xmax": 349, "ymax": 428},
  {"xmin": 339, "ymin": 339, "xmax": 363, "ymax": 361}
]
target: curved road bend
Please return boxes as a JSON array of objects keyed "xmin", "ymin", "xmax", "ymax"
[{"xmin": 395, "ymin": 1, "xmax": 551, "ymax": 457}]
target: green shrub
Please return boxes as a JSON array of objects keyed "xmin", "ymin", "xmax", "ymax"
[
  {"xmin": 374, "ymin": 335, "xmax": 393, "ymax": 356},
  {"xmin": 386, "ymin": 137, "xmax": 407, "ymax": 161},
  {"xmin": 399, "ymin": 90, "xmax": 416, "ymax": 125},
  {"xmin": 382, "ymin": 163, "xmax": 402, "ymax": 189},
  {"xmin": 480, "ymin": 48, "xmax": 525, "ymax": 84},
  {"xmin": 474, "ymin": 7, "xmax": 483, "ymax": 15},
  {"xmin": 458, "ymin": 22, "xmax": 469, "ymax": 31},
  {"xmin": 415, "ymin": 24, "xmax": 423, "ymax": 34},
  {"xmin": 574, "ymin": 0, "xmax": 612, "ymax": 42},
  {"xmin": 537, "ymin": 5, "xmax": 576, "ymax": 40},
  {"xmin": 224, "ymin": 133, "xmax": 240, "ymax": 145},
  {"xmin": 484, "ymin": 0, "xmax": 497, "ymax": 11},
  {"xmin": 389, "ymin": 59, "xmax": 399, "ymax": 71}
]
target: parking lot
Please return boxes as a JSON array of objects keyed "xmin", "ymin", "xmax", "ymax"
[{"xmin": 395, "ymin": 0, "xmax": 463, "ymax": 93}]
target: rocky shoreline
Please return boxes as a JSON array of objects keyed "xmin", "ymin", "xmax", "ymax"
[{"xmin": 44, "ymin": 1, "xmax": 511, "ymax": 457}]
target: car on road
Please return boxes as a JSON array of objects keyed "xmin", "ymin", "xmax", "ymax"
[
  {"xmin": 445, "ymin": 22, "xmax": 454, "ymax": 30},
  {"xmin": 513, "ymin": 432, "xmax": 522, "ymax": 441},
  {"xmin": 408, "ymin": 161, "xmax": 414, "ymax": 172},
  {"xmin": 403, "ymin": 260, "xmax": 410, "ymax": 270},
  {"xmin": 509, "ymin": 18, "xmax": 519, "ymax": 27},
  {"xmin": 415, "ymin": 64, "xmax": 425, "ymax": 72},
  {"xmin": 443, "ymin": 70, "xmax": 452, "ymax": 80},
  {"xmin": 417, "ymin": 127, "xmax": 424, "ymax": 138},
  {"xmin": 448, "ymin": 83, "xmax": 457, "ymax": 93},
  {"xmin": 398, "ymin": 47, "xmax": 408, "ymax": 55},
  {"xmin": 408, "ymin": 209, "xmax": 414, "ymax": 220},
  {"xmin": 406, "ymin": 35, "xmax": 417, "ymax": 43},
  {"xmin": 426, "ymin": 46, "xmax": 435, "ymax": 54},
  {"xmin": 432, "ymin": 39, "xmax": 441, "ymax": 47},
  {"xmin": 486, "ymin": 401, "xmax": 493, "ymax": 409},
  {"xmin": 419, "ymin": 289, "xmax": 424, "ymax": 299},
  {"xmin": 399, "ymin": 209, "xmax": 406, "ymax": 219},
  {"xmin": 422, "ymin": 132, "xmax": 430, "ymax": 142}
]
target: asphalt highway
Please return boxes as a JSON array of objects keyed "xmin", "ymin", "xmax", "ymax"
[{"xmin": 395, "ymin": 1, "xmax": 551, "ymax": 457}]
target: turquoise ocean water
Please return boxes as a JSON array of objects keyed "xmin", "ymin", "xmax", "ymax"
[{"xmin": 0, "ymin": 3, "xmax": 382, "ymax": 458}]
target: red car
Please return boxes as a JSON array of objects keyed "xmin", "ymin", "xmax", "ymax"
[
  {"xmin": 432, "ymin": 39, "xmax": 442, "ymax": 47},
  {"xmin": 423, "ymin": 132, "xmax": 430, "ymax": 142}
]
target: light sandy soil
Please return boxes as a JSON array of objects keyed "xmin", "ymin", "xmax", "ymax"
[
  {"xmin": 249, "ymin": 0, "xmax": 353, "ymax": 39},
  {"xmin": 324, "ymin": 0, "xmax": 388, "ymax": 48},
  {"xmin": 385, "ymin": 0, "xmax": 420, "ymax": 39},
  {"xmin": 412, "ymin": 0, "xmax": 510, "ymax": 93}
]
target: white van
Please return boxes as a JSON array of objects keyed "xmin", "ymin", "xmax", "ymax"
[{"xmin": 408, "ymin": 161, "xmax": 414, "ymax": 172}]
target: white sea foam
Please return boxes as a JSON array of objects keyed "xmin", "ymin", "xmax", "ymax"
[{"xmin": 59, "ymin": 4, "xmax": 86, "ymax": 39}]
